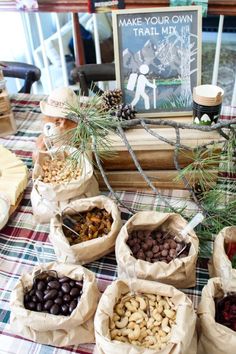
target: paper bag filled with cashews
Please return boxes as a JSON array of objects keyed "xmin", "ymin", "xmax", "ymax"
[
  {"xmin": 116, "ymin": 211, "xmax": 199, "ymax": 288},
  {"xmin": 94, "ymin": 278, "xmax": 197, "ymax": 354}
]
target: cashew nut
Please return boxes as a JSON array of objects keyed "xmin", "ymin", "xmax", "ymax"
[
  {"xmin": 164, "ymin": 309, "xmax": 176, "ymax": 319},
  {"xmin": 129, "ymin": 311, "xmax": 143, "ymax": 322},
  {"xmin": 110, "ymin": 329, "xmax": 121, "ymax": 339},
  {"xmin": 156, "ymin": 305, "xmax": 163, "ymax": 314},
  {"xmin": 128, "ymin": 321, "xmax": 136, "ymax": 329},
  {"xmin": 114, "ymin": 335, "xmax": 129, "ymax": 343},
  {"xmin": 152, "ymin": 309, "xmax": 162, "ymax": 323},
  {"xmin": 112, "ymin": 313, "xmax": 120, "ymax": 322},
  {"xmin": 136, "ymin": 296, "xmax": 147, "ymax": 310},
  {"xmin": 161, "ymin": 317, "xmax": 169, "ymax": 329},
  {"xmin": 127, "ymin": 324, "xmax": 141, "ymax": 340},
  {"xmin": 161, "ymin": 332, "xmax": 171, "ymax": 343},
  {"xmin": 147, "ymin": 317, "xmax": 155, "ymax": 329},
  {"xmin": 130, "ymin": 298, "xmax": 139, "ymax": 309},
  {"xmin": 115, "ymin": 316, "xmax": 129, "ymax": 329},
  {"xmin": 144, "ymin": 335, "xmax": 156, "ymax": 346},
  {"xmin": 152, "ymin": 326, "xmax": 159, "ymax": 334},
  {"xmin": 124, "ymin": 301, "xmax": 136, "ymax": 313},
  {"xmin": 139, "ymin": 328, "xmax": 148, "ymax": 341},
  {"xmin": 159, "ymin": 299, "xmax": 169, "ymax": 309},
  {"xmin": 161, "ymin": 318, "xmax": 171, "ymax": 334},
  {"xmin": 149, "ymin": 300, "xmax": 156, "ymax": 307},
  {"xmin": 115, "ymin": 303, "xmax": 125, "ymax": 316},
  {"xmin": 147, "ymin": 294, "xmax": 156, "ymax": 301},
  {"xmin": 125, "ymin": 310, "xmax": 131, "ymax": 317}
]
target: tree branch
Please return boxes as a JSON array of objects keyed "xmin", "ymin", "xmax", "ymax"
[
  {"xmin": 117, "ymin": 125, "xmax": 178, "ymax": 213},
  {"xmin": 173, "ymin": 127, "xmax": 204, "ymax": 212},
  {"xmin": 93, "ymin": 142, "xmax": 135, "ymax": 214}
]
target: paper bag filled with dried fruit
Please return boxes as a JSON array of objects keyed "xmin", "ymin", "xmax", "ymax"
[
  {"xmin": 49, "ymin": 195, "xmax": 122, "ymax": 264},
  {"xmin": 94, "ymin": 278, "xmax": 197, "ymax": 354},
  {"xmin": 10, "ymin": 262, "xmax": 100, "ymax": 346},
  {"xmin": 209, "ymin": 226, "xmax": 236, "ymax": 278},
  {"xmin": 198, "ymin": 277, "xmax": 236, "ymax": 354}
]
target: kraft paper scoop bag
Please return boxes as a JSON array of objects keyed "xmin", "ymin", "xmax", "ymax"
[
  {"xmin": 197, "ymin": 277, "xmax": 236, "ymax": 354},
  {"xmin": 49, "ymin": 195, "xmax": 122, "ymax": 265},
  {"xmin": 31, "ymin": 149, "xmax": 99, "ymax": 223},
  {"xmin": 116, "ymin": 211, "xmax": 199, "ymax": 288},
  {"xmin": 10, "ymin": 262, "xmax": 100, "ymax": 346},
  {"xmin": 94, "ymin": 279, "xmax": 197, "ymax": 354},
  {"xmin": 209, "ymin": 226, "xmax": 236, "ymax": 278}
]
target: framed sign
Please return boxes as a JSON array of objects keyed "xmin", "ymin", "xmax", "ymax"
[{"xmin": 112, "ymin": 6, "xmax": 202, "ymax": 117}]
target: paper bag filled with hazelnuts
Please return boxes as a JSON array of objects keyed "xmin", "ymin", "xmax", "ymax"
[
  {"xmin": 31, "ymin": 149, "xmax": 99, "ymax": 223},
  {"xmin": 49, "ymin": 195, "xmax": 123, "ymax": 265},
  {"xmin": 10, "ymin": 262, "xmax": 100, "ymax": 347},
  {"xmin": 116, "ymin": 211, "xmax": 199, "ymax": 288},
  {"xmin": 94, "ymin": 278, "xmax": 197, "ymax": 354}
]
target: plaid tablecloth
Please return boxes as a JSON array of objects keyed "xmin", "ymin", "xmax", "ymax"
[{"xmin": 0, "ymin": 94, "xmax": 209, "ymax": 354}]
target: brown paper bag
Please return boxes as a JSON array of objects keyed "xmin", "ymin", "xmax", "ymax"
[
  {"xmin": 10, "ymin": 262, "xmax": 100, "ymax": 347},
  {"xmin": 116, "ymin": 211, "xmax": 199, "ymax": 288},
  {"xmin": 31, "ymin": 149, "xmax": 99, "ymax": 223},
  {"xmin": 210, "ymin": 226, "xmax": 236, "ymax": 278},
  {"xmin": 49, "ymin": 195, "xmax": 123, "ymax": 265},
  {"xmin": 32, "ymin": 149, "xmax": 99, "ymax": 202},
  {"xmin": 31, "ymin": 174, "xmax": 99, "ymax": 224},
  {"xmin": 94, "ymin": 278, "xmax": 197, "ymax": 354},
  {"xmin": 197, "ymin": 277, "xmax": 236, "ymax": 354}
]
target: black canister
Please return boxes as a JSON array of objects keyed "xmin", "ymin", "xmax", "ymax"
[
  {"xmin": 193, "ymin": 85, "xmax": 224, "ymax": 125},
  {"xmin": 193, "ymin": 101, "xmax": 222, "ymax": 125}
]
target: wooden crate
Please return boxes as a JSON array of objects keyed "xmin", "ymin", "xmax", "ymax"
[
  {"xmin": 0, "ymin": 73, "xmax": 16, "ymax": 137},
  {"xmin": 98, "ymin": 127, "xmax": 221, "ymax": 190},
  {"xmin": 0, "ymin": 112, "xmax": 16, "ymax": 137}
]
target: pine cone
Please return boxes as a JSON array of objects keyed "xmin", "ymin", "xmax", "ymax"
[
  {"xmin": 193, "ymin": 182, "xmax": 206, "ymax": 199},
  {"xmin": 115, "ymin": 104, "xmax": 137, "ymax": 121},
  {"xmin": 102, "ymin": 89, "xmax": 122, "ymax": 111}
]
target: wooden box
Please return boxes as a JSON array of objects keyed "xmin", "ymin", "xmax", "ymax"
[
  {"xmin": 97, "ymin": 127, "xmax": 220, "ymax": 190},
  {"xmin": 0, "ymin": 72, "xmax": 16, "ymax": 137}
]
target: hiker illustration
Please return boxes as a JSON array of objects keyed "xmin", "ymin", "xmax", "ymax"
[{"xmin": 127, "ymin": 64, "xmax": 156, "ymax": 110}]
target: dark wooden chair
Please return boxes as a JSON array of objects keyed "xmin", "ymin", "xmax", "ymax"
[
  {"xmin": 1, "ymin": 61, "xmax": 41, "ymax": 93},
  {"xmin": 71, "ymin": 63, "xmax": 115, "ymax": 96}
]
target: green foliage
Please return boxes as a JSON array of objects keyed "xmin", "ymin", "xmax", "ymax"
[
  {"xmin": 176, "ymin": 144, "xmax": 222, "ymax": 191},
  {"xmin": 54, "ymin": 93, "xmax": 119, "ymax": 165},
  {"xmin": 175, "ymin": 133, "xmax": 236, "ymax": 258},
  {"xmin": 157, "ymin": 89, "xmax": 192, "ymax": 110}
]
